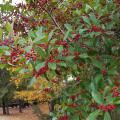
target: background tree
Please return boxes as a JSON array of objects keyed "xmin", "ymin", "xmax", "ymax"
[{"xmin": 0, "ymin": 68, "xmax": 15, "ymax": 115}]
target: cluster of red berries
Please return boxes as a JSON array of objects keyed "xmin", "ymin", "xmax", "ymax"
[
  {"xmin": 91, "ymin": 25, "xmax": 102, "ymax": 32},
  {"xmin": 25, "ymin": 49, "xmax": 36, "ymax": 61},
  {"xmin": 36, "ymin": 65, "xmax": 48, "ymax": 77},
  {"xmin": 59, "ymin": 115, "xmax": 69, "ymax": 120},
  {"xmin": 69, "ymin": 93, "xmax": 80, "ymax": 101},
  {"xmin": 0, "ymin": 56, "xmax": 7, "ymax": 63},
  {"xmin": 43, "ymin": 87, "xmax": 53, "ymax": 93},
  {"xmin": 76, "ymin": 76, "xmax": 80, "ymax": 81},
  {"xmin": 55, "ymin": 40, "xmax": 68, "ymax": 47},
  {"xmin": 10, "ymin": 48, "xmax": 20, "ymax": 64},
  {"xmin": 101, "ymin": 68, "xmax": 107, "ymax": 75},
  {"xmin": 80, "ymin": 18, "xmax": 84, "ymax": 24},
  {"xmin": 74, "ymin": 34, "xmax": 81, "ymax": 41},
  {"xmin": 112, "ymin": 87, "xmax": 120, "ymax": 97},
  {"xmin": 22, "ymin": 16, "xmax": 29, "ymax": 23},
  {"xmin": 0, "ymin": 39, "xmax": 14, "ymax": 46},
  {"xmin": 62, "ymin": 48, "xmax": 69, "ymax": 56},
  {"xmin": 98, "ymin": 104, "xmax": 116, "ymax": 112},
  {"xmin": 47, "ymin": 56, "xmax": 56, "ymax": 63},
  {"xmin": 38, "ymin": 43, "xmax": 48, "ymax": 51},
  {"xmin": 39, "ymin": 0, "xmax": 47, "ymax": 6}
]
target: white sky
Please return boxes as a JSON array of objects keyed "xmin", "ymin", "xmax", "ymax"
[{"xmin": 0, "ymin": 0, "xmax": 26, "ymax": 5}]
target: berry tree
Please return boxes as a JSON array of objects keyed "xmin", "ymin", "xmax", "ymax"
[{"xmin": 0, "ymin": 0, "xmax": 120, "ymax": 120}]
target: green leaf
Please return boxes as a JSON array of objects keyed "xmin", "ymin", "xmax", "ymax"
[
  {"xmin": 90, "ymin": 13, "xmax": 99, "ymax": 25},
  {"xmin": 65, "ymin": 56, "xmax": 74, "ymax": 61},
  {"xmin": 79, "ymin": 29, "xmax": 86, "ymax": 34},
  {"xmin": 114, "ymin": 100, "xmax": 120, "ymax": 105},
  {"xmin": 103, "ymin": 86, "xmax": 111, "ymax": 97},
  {"xmin": 85, "ymin": 41, "xmax": 93, "ymax": 47},
  {"xmin": 0, "ymin": 28, "xmax": 3, "ymax": 40},
  {"xmin": 5, "ymin": 22, "xmax": 13, "ymax": 33},
  {"xmin": 35, "ymin": 62, "xmax": 45, "ymax": 71},
  {"xmin": 4, "ymin": 51, "xmax": 10, "ymax": 56},
  {"xmin": 71, "ymin": 115, "xmax": 80, "ymax": 120},
  {"xmin": 64, "ymin": 24, "xmax": 72, "ymax": 31},
  {"xmin": 106, "ymin": 95, "xmax": 114, "ymax": 104},
  {"xmin": 95, "ymin": 74, "xmax": 103, "ymax": 85},
  {"xmin": 85, "ymin": 4, "xmax": 93, "ymax": 13},
  {"xmin": 86, "ymin": 110, "xmax": 100, "ymax": 120},
  {"xmin": 36, "ymin": 47, "xmax": 46, "ymax": 58},
  {"xmin": 104, "ymin": 112, "xmax": 111, "ymax": 120},
  {"xmin": 91, "ymin": 83, "xmax": 96, "ymax": 92},
  {"xmin": 34, "ymin": 27, "xmax": 46, "ymax": 43},
  {"xmin": 28, "ymin": 30, "xmax": 36, "ymax": 38},
  {"xmin": 80, "ymin": 53, "xmax": 89, "ymax": 59},
  {"xmin": 48, "ymin": 30, "xmax": 55, "ymax": 41},
  {"xmin": 82, "ymin": 16, "xmax": 91, "ymax": 25},
  {"xmin": 92, "ymin": 60, "xmax": 102, "ymax": 69},
  {"xmin": 92, "ymin": 90, "xmax": 104, "ymax": 104},
  {"xmin": 18, "ymin": 38, "xmax": 26, "ymax": 45},
  {"xmin": 58, "ymin": 46, "xmax": 63, "ymax": 53},
  {"xmin": 58, "ymin": 62, "xmax": 67, "ymax": 67},
  {"xmin": 48, "ymin": 63, "xmax": 56, "ymax": 70},
  {"xmin": 108, "ymin": 68, "xmax": 118, "ymax": 75},
  {"xmin": 24, "ymin": 46, "xmax": 32, "ymax": 52},
  {"xmin": 64, "ymin": 31, "xmax": 70, "ymax": 40}
]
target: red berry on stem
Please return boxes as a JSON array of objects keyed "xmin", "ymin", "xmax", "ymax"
[
  {"xmin": 69, "ymin": 95, "xmax": 76, "ymax": 101},
  {"xmin": 91, "ymin": 25, "xmax": 102, "ymax": 32},
  {"xmin": 74, "ymin": 34, "xmax": 80, "ymax": 41},
  {"xmin": 36, "ymin": 65, "xmax": 48, "ymax": 77},
  {"xmin": 76, "ymin": 76, "xmax": 80, "ymax": 81},
  {"xmin": 101, "ymin": 69, "xmax": 107, "ymax": 75}
]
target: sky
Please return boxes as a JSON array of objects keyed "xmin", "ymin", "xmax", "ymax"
[{"xmin": 0, "ymin": 0, "xmax": 26, "ymax": 5}]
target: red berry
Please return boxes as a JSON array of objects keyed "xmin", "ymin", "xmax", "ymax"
[
  {"xmin": 98, "ymin": 104, "xmax": 116, "ymax": 112},
  {"xmin": 101, "ymin": 69, "xmax": 107, "ymax": 75},
  {"xmin": 69, "ymin": 95, "xmax": 76, "ymax": 101},
  {"xmin": 107, "ymin": 104, "xmax": 116, "ymax": 110},
  {"xmin": 76, "ymin": 76, "xmax": 80, "ymax": 81},
  {"xmin": 39, "ymin": 0, "xmax": 47, "ymax": 6},
  {"xmin": 91, "ymin": 25, "xmax": 102, "ymax": 32},
  {"xmin": 43, "ymin": 88, "xmax": 52, "ymax": 93},
  {"xmin": 74, "ymin": 34, "xmax": 80, "ymax": 41},
  {"xmin": 36, "ymin": 65, "xmax": 48, "ymax": 77},
  {"xmin": 59, "ymin": 115, "xmax": 69, "ymax": 120},
  {"xmin": 80, "ymin": 18, "xmax": 84, "ymax": 24}
]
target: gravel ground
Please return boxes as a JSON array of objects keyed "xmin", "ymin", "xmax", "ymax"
[{"xmin": 0, "ymin": 104, "xmax": 49, "ymax": 120}]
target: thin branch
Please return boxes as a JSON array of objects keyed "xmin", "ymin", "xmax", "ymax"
[{"xmin": 40, "ymin": 6, "xmax": 64, "ymax": 34}]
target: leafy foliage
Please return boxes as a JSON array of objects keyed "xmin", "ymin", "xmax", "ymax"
[{"xmin": 0, "ymin": 0, "xmax": 120, "ymax": 119}]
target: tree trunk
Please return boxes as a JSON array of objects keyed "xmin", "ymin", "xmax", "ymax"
[
  {"xmin": 49, "ymin": 100, "xmax": 55, "ymax": 112},
  {"xmin": 6, "ymin": 102, "xmax": 9, "ymax": 115},
  {"xmin": 19, "ymin": 100, "xmax": 23, "ymax": 113},
  {"xmin": 2, "ymin": 97, "xmax": 6, "ymax": 115}
]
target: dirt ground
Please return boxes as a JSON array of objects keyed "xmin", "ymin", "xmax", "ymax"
[{"xmin": 0, "ymin": 104, "xmax": 49, "ymax": 120}]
